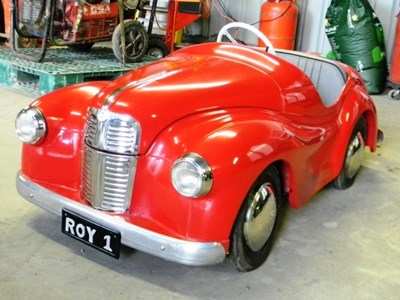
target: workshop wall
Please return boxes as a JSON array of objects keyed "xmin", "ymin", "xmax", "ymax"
[{"xmin": 209, "ymin": 0, "xmax": 400, "ymax": 65}]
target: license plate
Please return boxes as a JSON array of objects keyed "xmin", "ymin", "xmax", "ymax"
[{"xmin": 62, "ymin": 209, "xmax": 121, "ymax": 258}]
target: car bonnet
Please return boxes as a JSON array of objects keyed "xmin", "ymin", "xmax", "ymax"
[{"xmin": 89, "ymin": 43, "xmax": 284, "ymax": 154}]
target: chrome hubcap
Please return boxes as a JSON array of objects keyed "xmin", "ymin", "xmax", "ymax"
[
  {"xmin": 243, "ymin": 183, "xmax": 277, "ymax": 252},
  {"xmin": 344, "ymin": 132, "xmax": 365, "ymax": 179},
  {"xmin": 148, "ymin": 48, "xmax": 164, "ymax": 59}
]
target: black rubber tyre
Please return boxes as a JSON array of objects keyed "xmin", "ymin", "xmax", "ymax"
[
  {"xmin": 228, "ymin": 165, "xmax": 283, "ymax": 272},
  {"xmin": 112, "ymin": 20, "xmax": 148, "ymax": 63},
  {"xmin": 17, "ymin": 36, "xmax": 38, "ymax": 48},
  {"xmin": 17, "ymin": 26, "xmax": 38, "ymax": 48},
  {"xmin": 146, "ymin": 34, "xmax": 170, "ymax": 59},
  {"xmin": 333, "ymin": 116, "xmax": 367, "ymax": 190},
  {"xmin": 67, "ymin": 43, "xmax": 95, "ymax": 52}
]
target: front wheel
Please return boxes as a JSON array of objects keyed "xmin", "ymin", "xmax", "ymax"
[
  {"xmin": 228, "ymin": 165, "xmax": 283, "ymax": 272},
  {"xmin": 333, "ymin": 116, "xmax": 367, "ymax": 189},
  {"xmin": 112, "ymin": 20, "xmax": 148, "ymax": 63}
]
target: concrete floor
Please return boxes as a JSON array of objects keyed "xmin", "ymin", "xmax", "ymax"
[{"xmin": 1, "ymin": 84, "xmax": 399, "ymax": 300}]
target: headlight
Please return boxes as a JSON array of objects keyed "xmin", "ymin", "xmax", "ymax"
[
  {"xmin": 15, "ymin": 107, "xmax": 47, "ymax": 144},
  {"xmin": 171, "ymin": 153, "xmax": 213, "ymax": 198}
]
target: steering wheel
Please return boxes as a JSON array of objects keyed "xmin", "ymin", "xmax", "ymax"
[{"xmin": 216, "ymin": 22, "xmax": 276, "ymax": 55}]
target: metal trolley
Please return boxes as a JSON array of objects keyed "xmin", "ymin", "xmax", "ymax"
[{"xmin": 10, "ymin": 0, "xmax": 152, "ymax": 63}]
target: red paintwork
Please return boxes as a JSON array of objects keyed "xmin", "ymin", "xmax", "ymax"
[
  {"xmin": 19, "ymin": 42, "xmax": 379, "ymax": 248},
  {"xmin": 81, "ymin": 3, "xmax": 119, "ymax": 20},
  {"xmin": 165, "ymin": 0, "xmax": 203, "ymax": 51},
  {"xmin": 64, "ymin": 2, "xmax": 119, "ymax": 42}
]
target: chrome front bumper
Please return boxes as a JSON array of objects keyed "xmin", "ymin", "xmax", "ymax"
[{"xmin": 16, "ymin": 172, "xmax": 226, "ymax": 266}]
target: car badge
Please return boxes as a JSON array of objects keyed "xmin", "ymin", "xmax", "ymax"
[{"xmin": 97, "ymin": 108, "xmax": 110, "ymax": 122}]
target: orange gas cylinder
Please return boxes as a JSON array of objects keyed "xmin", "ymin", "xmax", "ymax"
[
  {"xmin": 258, "ymin": 0, "xmax": 298, "ymax": 50},
  {"xmin": 389, "ymin": 12, "xmax": 400, "ymax": 84}
]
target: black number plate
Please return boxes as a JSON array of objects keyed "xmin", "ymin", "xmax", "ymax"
[{"xmin": 62, "ymin": 209, "xmax": 121, "ymax": 258}]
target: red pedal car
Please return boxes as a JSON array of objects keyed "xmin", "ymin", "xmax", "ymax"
[{"xmin": 15, "ymin": 23, "xmax": 382, "ymax": 271}]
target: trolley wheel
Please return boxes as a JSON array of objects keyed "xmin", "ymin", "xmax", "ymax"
[
  {"xmin": 112, "ymin": 20, "xmax": 148, "ymax": 63},
  {"xmin": 17, "ymin": 26, "xmax": 38, "ymax": 48},
  {"xmin": 388, "ymin": 89, "xmax": 400, "ymax": 100},
  {"xmin": 146, "ymin": 34, "xmax": 170, "ymax": 59}
]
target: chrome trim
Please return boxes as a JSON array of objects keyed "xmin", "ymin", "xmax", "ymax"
[
  {"xmin": 344, "ymin": 132, "xmax": 365, "ymax": 179},
  {"xmin": 243, "ymin": 183, "xmax": 277, "ymax": 252},
  {"xmin": 15, "ymin": 107, "xmax": 47, "ymax": 144},
  {"xmin": 102, "ymin": 71, "xmax": 178, "ymax": 109},
  {"xmin": 16, "ymin": 172, "xmax": 226, "ymax": 266},
  {"xmin": 82, "ymin": 108, "xmax": 140, "ymax": 212},
  {"xmin": 85, "ymin": 108, "xmax": 141, "ymax": 155},
  {"xmin": 81, "ymin": 145, "xmax": 137, "ymax": 212},
  {"xmin": 171, "ymin": 153, "xmax": 213, "ymax": 198}
]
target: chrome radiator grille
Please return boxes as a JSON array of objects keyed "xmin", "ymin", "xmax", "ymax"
[
  {"xmin": 82, "ymin": 108, "xmax": 140, "ymax": 212},
  {"xmin": 85, "ymin": 108, "xmax": 140, "ymax": 155},
  {"xmin": 82, "ymin": 145, "xmax": 136, "ymax": 211}
]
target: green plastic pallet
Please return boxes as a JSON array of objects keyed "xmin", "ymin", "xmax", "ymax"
[{"xmin": 0, "ymin": 47, "xmax": 154, "ymax": 96}]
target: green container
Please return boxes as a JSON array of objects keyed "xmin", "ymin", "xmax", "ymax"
[{"xmin": 325, "ymin": 0, "xmax": 388, "ymax": 94}]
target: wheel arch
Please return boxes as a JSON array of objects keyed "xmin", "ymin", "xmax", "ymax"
[
  {"xmin": 144, "ymin": 109, "xmax": 297, "ymax": 242},
  {"xmin": 329, "ymin": 85, "xmax": 379, "ymax": 180},
  {"xmin": 229, "ymin": 160, "xmax": 287, "ymax": 223},
  {"xmin": 363, "ymin": 108, "xmax": 379, "ymax": 152},
  {"xmin": 332, "ymin": 110, "xmax": 375, "ymax": 175},
  {"xmin": 266, "ymin": 159, "xmax": 297, "ymax": 209},
  {"xmin": 19, "ymin": 82, "xmax": 109, "ymax": 188},
  {"xmin": 227, "ymin": 161, "xmax": 285, "ymax": 271}
]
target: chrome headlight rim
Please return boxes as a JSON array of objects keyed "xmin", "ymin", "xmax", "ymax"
[
  {"xmin": 15, "ymin": 107, "xmax": 47, "ymax": 144},
  {"xmin": 171, "ymin": 152, "xmax": 213, "ymax": 198}
]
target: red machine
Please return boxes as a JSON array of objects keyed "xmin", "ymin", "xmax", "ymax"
[
  {"xmin": 8, "ymin": 0, "xmax": 208, "ymax": 62},
  {"xmin": 10, "ymin": 0, "xmax": 150, "ymax": 62},
  {"xmin": 145, "ymin": 0, "xmax": 207, "ymax": 58},
  {"xmin": 164, "ymin": 0, "xmax": 204, "ymax": 52}
]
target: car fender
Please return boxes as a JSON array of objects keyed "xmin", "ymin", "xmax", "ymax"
[
  {"xmin": 133, "ymin": 108, "xmax": 297, "ymax": 243},
  {"xmin": 329, "ymin": 83, "xmax": 378, "ymax": 179},
  {"xmin": 20, "ymin": 81, "xmax": 109, "ymax": 189}
]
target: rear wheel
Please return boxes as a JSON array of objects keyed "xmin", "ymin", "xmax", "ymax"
[
  {"xmin": 333, "ymin": 116, "xmax": 367, "ymax": 189},
  {"xmin": 228, "ymin": 165, "xmax": 283, "ymax": 272},
  {"xmin": 112, "ymin": 20, "xmax": 148, "ymax": 63}
]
